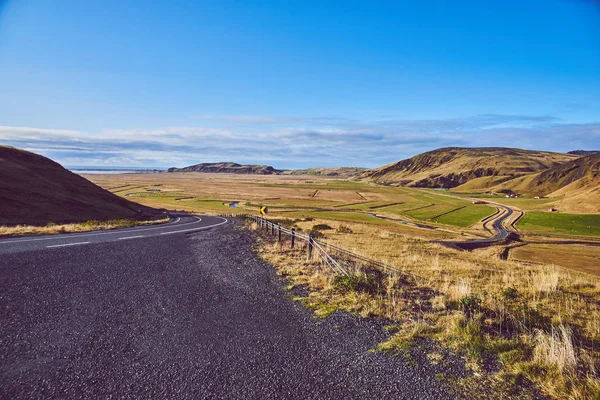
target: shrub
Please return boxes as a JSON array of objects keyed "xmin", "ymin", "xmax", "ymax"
[
  {"xmin": 273, "ymin": 219, "xmax": 296, "ymax": 228},
  {"xmin": 333, "ymin": 273, "xmax": 381, "ymax": 294},
  {"xmin": 312, "ymin": 223, "xmax": 333, "ymax": 231},
  {"xmin": 502, "ymin": 287, "xmax": 519, "ymax": 300},
  {"xmin": 458, "ymin": 295, "xmax": 481, "ymax": 318},
  {"xmin": 45, "ymin": 222, "xmax": 56, "ymax": 228},
  {"xmin": 336, "ymin": 225, "xmax": 353, "ymax": 234},
  {"xmin": 309, "ymin": 229, "xmax": 324, "ymax": 238}
]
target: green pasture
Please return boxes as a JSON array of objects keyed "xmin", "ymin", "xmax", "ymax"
[
  {"xmin": 432, "ymin": 205, "xmax": 496, "ymax": 227},
  {"xmin": 518, "ymin": 212, "xmax": 600, "ymax": 237}
]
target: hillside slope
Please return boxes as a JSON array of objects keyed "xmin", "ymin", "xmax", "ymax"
[
  {"xmin": 0, "ymin": 146, "xmax": 157, "ymax": 225},
  {"xmin": 494, "ymin": 153, "xmax": 600, "ymax": 213},
  {"xmin": 568, "ymin": 150, "xmax": 599, "ymax": 156},
  {"xmin": 168, "ymin": 162, "xmax": 282, "ymax": 174},
  {"xmin": 282, "ymin": 167, "xmax": 366, "ymax": 178},
  {"xmin": 361, "ymin": 147, "xmax": 578, "ymax": 189}
]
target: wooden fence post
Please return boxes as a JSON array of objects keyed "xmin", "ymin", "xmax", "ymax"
[
  {"xmin": 264, "ymin": 219, "xmax": 268, "ymax": 233},
  {"xmin": 271, "ymin": 223, "xmax": 275, "ymax": 236},
  {"xmin": 307, "ymin": 233, "xmax": 314, "ymax": 260},
  {"xmin": 291, "ymin": 229, "xmax": 295, "ymax": 248},
  {"xmin": 277, "ymin": 225, "xmax": 281, "ymax": 242}
]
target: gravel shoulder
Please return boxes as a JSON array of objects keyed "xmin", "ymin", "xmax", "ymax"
[{"xmin": 0, "ymin": 221, "xmax": 457, "ymax": 399}]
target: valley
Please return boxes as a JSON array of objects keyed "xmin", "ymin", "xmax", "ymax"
[{"xmin": 85, "ymin": 164, "xmax": 599, "ymax": 275}]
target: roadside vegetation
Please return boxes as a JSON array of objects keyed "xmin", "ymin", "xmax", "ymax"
[
  {"xmin": 250, "ymin": 217, "xmax": 600, "ymax": 399},
  {"xmin": 0, "ymin": 217, "xmax": 169, "ymax": 237}
]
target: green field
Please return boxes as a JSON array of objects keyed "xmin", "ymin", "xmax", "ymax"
[
  {"xmin": 285, "ymin": 211, "xmax": 394, "ymax": 225},
  {"xmin": 372, "ymin": 191, "xmax": 495, "ymax": 226},
  {"xmin": 101, "ymin": 176, "xmax": 498, "ymax": 228},
  {"xmin": 432, "ymin": 205, "xmax": 496, "ymax": 227},
  {"xmin": 518, "ymin": 212, "xmax": 600, "ymax": 237}
]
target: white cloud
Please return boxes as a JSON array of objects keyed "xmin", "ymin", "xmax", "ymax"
[{"xmin": 0, "ymin": 114, "xmax": 598, "ymax": 169}]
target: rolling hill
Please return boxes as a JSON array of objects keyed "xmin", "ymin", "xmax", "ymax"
[
  {"xmin": 168, "ymin": 162, "xmax": 282, "ymax": 174},
  {"xmin": 282, "ymin": 167, "xmax": 367, "ymax": 178},
  {"xmin": 0, "ymin": 146, "xmax": 158, "ymax": 226},
  {"xmin": 361, "ymin": 147, "xmax": 577, "ymax": 189},
  {"xmin": 568, "ymin": 150, "xmax": 599, "ymax": 156},
  {"xmin": 168, "ymin": 162, "xmax": 366, "ymax": 178},
  {"xmin": 493, "ymin": 153, "xmax": 600, "ymax": 213}
]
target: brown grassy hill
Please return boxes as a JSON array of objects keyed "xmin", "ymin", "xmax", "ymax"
[
  {"xmin": 493, "ymin": 153, "xmax": 600, "ymax": 213},
  {"xmin": 568, "ymin": 150, "xmax": 599, "ymax": 156},
  {"xmin": 282, "ymin": 167, "xmax": 367, "ymax": 178},
  {"xmin": 361, "ymin": 147, "xmax": 577, "ymax": 188},
  {"xmin": 168, "ymin": 162, "xmax": 282, "ymax": 174},
  {"xmin": 0, "ymin": 146, "xmax": 158, "ymax": 226}
]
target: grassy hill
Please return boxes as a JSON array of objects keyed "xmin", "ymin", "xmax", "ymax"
[
  {"xmin": 493, "ymin": 153, "xmax": 600, "ymax": 213},
  {"xmin": 282, "ymin": 167, "xmax": 367, "ymax": 178},
  {"xmin": 361, "ymin": 147, "xmax": 576, "ymax": 189},
  {"xmin": 168, "ymin": 163, "xmax": 365, "ymax": 178},
  {"xmin": 168, "ymin": 162, "xmax": 282, "ymax": 174},
  {"xmin": 0, "ymin": 146, "xmax": 158, "ymax": 226}
]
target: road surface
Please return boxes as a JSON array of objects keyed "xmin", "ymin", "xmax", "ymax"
[
  {"xmin": 0, "ymin": 213, "xmax": 227, "ymax": 255},
  {"xmin": 0, "ymin": 215, "xmax": 455, "ymax": 399}
]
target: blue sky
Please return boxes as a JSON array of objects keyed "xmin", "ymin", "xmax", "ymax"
[{"xmin": 0, "ymin": 0, "xmax": 599, "ymax": 168}]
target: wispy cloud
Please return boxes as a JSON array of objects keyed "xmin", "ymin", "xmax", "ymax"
[{"xmin": 1, "ymin": 114, "xmax": 598, "ymax": 169}]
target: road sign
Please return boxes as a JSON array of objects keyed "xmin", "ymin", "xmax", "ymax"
[{"xmin": 260, "ymin": 206, "xmax": 268, "ymax": 215}]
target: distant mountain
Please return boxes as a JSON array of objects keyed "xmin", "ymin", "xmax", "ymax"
[
  {"xmin": 167, "ymin": 162, "xmax": 366, "ymax": 177},
  {"xmin": 568, "ymin": 150, "xmax": 599, "ymax": 156},
  {"xmin": 282, "ymin": 167, "xmax": 367, "ymax": 178},
  {"xmin": 0, "ymin": 146, "xmax": 158, "ymax": 226},
  {"xmin": 360, "ymin": 147, "xmax": 577, "ymax": 189},
  {"xmin": 168, "ymin": 162, "xmax": 282, "ymax": 174}
]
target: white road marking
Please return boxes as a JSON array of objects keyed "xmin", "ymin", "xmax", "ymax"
[
  {"xmin": 47, "ymin": 241, "xmax": 90, "ymax": 248},
  {"xmin": 118, "ymin": 235, "xmax": 144, "ymax": 240},
  {"xmin": 159, "ymin": 218, "xmax": 228, "ymax": 235},
  {"xmin": 0, "ymin": 217, "xmax": 200, "ymax": 245}
]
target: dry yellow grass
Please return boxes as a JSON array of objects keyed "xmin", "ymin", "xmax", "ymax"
[
  {"xmin": 253, "ymin": 216, "xmax": 600, "ymax": 399},
  {"xmin": 0, "ymin": 217, "xmax": 169, "ymax": 237},
  {"xmin": 510, "ymin": 242, "xmax": 600, "ymax": 276}
]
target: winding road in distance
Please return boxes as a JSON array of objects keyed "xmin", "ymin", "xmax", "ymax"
[
  {"xmin": 0, "ymin": 214, "xmax": 454, "ymax": 399},
  {"xmin": 442, "ymin": 201, "xmax": 518, "ymax": 250}
]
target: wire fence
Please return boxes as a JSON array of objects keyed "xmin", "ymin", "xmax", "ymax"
[
  {"xmin": 243, "ymin": 214, "xmax": 412, "ymax": 282},
  {"xmin": 246, "ymin": 215, "xmax": 349, "ymax": 275}
]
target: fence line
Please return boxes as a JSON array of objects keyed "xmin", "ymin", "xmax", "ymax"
[
  {"xmin": 241, "ymin": 214, "xmax": 415, "ymax": 281},
  {"xmin": 245, "ymin": 215, "xmax": 349, "ymax": 275},
  {"xmin": 205, "ymin": 213, "xmax": 410, "ymax": 279}
]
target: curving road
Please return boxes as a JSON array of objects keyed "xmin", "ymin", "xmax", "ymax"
[
  {"xmin": 443, "ymin": 202, "xmax": 517, "ymax": 249},
  {"xmin": 0, "ymin": 214, "xmax": 228, "ymax": 255},
  {"xmin": 0, "ymin": 214, "xmax": 455, "ymax": 399},
  {"xmin": 480, "ymin": 202, "xmax": 514, "ymax": 242}
]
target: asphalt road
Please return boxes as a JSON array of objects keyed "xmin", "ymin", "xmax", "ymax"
[
  {"xmin": 489, "ymin": 205, "xmax": 513, "ymax": 241},
  {"xmin": 439, "ymin": 201, "xmax": 516, "ymax": 250},
  {"xmin": 0, "ymin": 217, "xmax": 455, "ymax": 399},
  {"xmin": 0, "ymin": 214, "xmax": 227, "ymax": 255}
]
